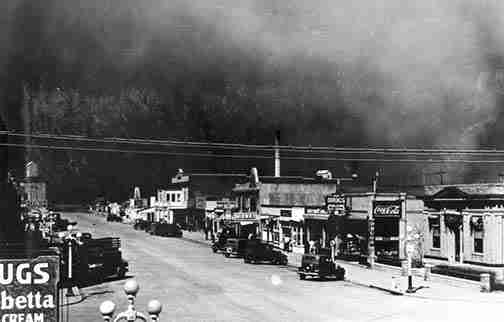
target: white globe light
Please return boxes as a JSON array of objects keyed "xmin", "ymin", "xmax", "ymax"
[{"xmin": 270, "ymin": 274, "xmax": 282, "ymax": 286}]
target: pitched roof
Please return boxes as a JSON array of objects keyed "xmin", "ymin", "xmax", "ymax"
[{"xmin": 425, "ymin": 183, "xmax": 504, "ymax": 198}]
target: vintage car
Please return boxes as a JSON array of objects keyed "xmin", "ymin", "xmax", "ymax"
[
  {"xmin": 133, "ymin": 219, "xmax": 151, "ymax": 231},
  {"xmin": 298, "ymin": 254, "xmax": 345, "ymax": 280},
  {"xmin": 223, "ymin": 238, "xmax": 254, "ymax": 258},
  {"xmin": 211, "ymin": 229, "xmax": 237, "ymax": 253},
  {"xmin": 243, "ymin": 242, "xmax": 288, "ymax": 265},
  {"xmin": 149, "ymin": 223, "xmax": 183, "ymax": 237}
]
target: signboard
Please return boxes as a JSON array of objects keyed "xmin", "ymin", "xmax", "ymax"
[
  {"xmin": 0, "ymin": 256, "xmax": 59, "ymax": 322},
  {"xmin": 304, "ymin": 208, "xmax": 329, "ymax": 220},
  {"xmin": 372, "ymin": 201, "xmax": 402, "ymax": 218},
  {"xmin": 230, "ymin": 212, "xmax": 256, "ymax": 221},
  {"xmin": 326, "ymin": 194, "xmax": 345, "ymax": 215},
  {"xmin": 171, "ymin": 175, "xmax": 189, "ymax": 183}
]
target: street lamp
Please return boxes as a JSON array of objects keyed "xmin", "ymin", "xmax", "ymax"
[{"xmin": 99, "ymin": 279, "xmax": 162, "ymax": 322}]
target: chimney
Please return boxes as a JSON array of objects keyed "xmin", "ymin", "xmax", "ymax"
[{"xmin": 274, "ymin": 131, "xmax": 280, "ymax": 177}]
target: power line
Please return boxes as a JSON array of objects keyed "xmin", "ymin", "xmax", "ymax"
[
  {"xmin": 3, "ymin": 142, "xmax": 504, "ymax": 164},
  {"xmin": 4, "ymin": 131, "xmax": 504, "ymax": 155}
]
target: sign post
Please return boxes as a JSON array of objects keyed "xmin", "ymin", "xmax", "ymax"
[{"xmin": 0, "ymin": 256, "xmax": 60, "ymax": 322}]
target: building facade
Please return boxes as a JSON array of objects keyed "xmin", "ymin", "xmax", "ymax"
[
  {"xmin": 20, "ymin": 161, "xmax": 47, "ymax": 209},
  {"xmin": 423, "ymin": 184, "xmax": 504, "ymax": 266},
  {"xmin": 341, "ymin": 192, "xmax": 424, "ymax": 266},
  {"xmin": 158, "ymin": 170, "xmax": 246, "ymax": 231},
  {"xmin": 232, "ymin": 168, "xmax": 341, "ymax": 251}
]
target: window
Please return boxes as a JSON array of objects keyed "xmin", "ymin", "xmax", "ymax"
[
  {"xmin": 432, "ymin": 226, "xmax": 440, "ymax": 249},
  {"xmin": 474, "ymin": 230, "xmax": 484, "ymax": 253},
  {"xmin": 171, "ymin": 194, "xmax": 176, "ymax": 202},
  {"xmin": 176, "ymin": 193, "xmax": 182, "ymax": 202},
  {"xmin": 250, "ymin": 197, "xmax": 257, "ymax": 212},
  {"xmin": 472, "ymin": 216, "xmax": 484, "ymax": 253},
  {"xmin": 428, "ymin": 215, "xmax": 441, "ymax": 249}
]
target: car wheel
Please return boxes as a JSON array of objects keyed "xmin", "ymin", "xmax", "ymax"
[
  {"xmin": 212, "ymin": 247, "xmax": 218, "ymax": 253},
  {"xmin": 299, "ymin": 274, "xmax": 306, "ymax": 280},
  {"xmin": 281, "ymin": 258, "xmax": 288, "ymax": 265},
  {"xmin": 224, "ymin": 253, "xmax": 230, "ymax": 258}
]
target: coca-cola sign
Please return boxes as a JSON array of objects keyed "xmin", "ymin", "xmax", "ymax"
[{"xmin": 373, "ymin": 201, "xmax": 401, "ymax": 218}]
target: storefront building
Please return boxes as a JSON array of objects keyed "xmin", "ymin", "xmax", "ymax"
[
  {"xmin": 165, "ymin": 170, "xmax": 246, "ymax": 231},
  {"xmin": 341, "ymin": 192, "xmax": 424, "ymax": 266},
  {"xmin": 232, "ymin": 168, "xmax": 340, "ymax": 250},
  {"xmin": 423, "ymin": 184, "xmax": 504, "ymax": 266}
]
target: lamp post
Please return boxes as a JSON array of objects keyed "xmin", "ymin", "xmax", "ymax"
[{"xmin": 99, "ymin": 279, "xmax": 162, "ymax": 322}]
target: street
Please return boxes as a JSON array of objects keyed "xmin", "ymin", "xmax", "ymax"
[{"xmin": 64, "ymin": 213, "xmax": 503, "ymax": 322}]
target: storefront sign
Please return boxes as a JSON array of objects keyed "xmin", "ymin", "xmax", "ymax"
[
  {"xmin": 304, "ymin": 208, "xmax": 329, "ymax": 220},
  {"xmin": 0, "ymin": 256, "xmax": 59, "ymax": 322},
  {"xmin": 373, "ymin": 201, "xmax": 401, "ymax": 218},
  {"xmin": 230, "ymin": 212, "xmax": 256, "ymax": 220},
  {"xmin": 326, "ymin": 194, "xmax": 345, "ymax": 215}
]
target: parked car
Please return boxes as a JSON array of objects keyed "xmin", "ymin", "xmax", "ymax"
[
  {"xmin": 106, "ymin": 213, "xmax": 122, "ymax": 222},
  {"xmin": 211, "ymin": 230, "xmax": 237, "ymax": 253},
  {"xmin": 243, "ymin": 242, "xmax": 288, "ymax": 265},
  {"xmin": 298, "ymin": 254, "xmax": 345, "ymax": 280},
  {"xmin": 223, "ymin": 238, "xmax": 253, "ymax": 258},
  {"xmin": 149, "ymin": 223, "xmax": 183, "ymax": 237},
  {"xmin": 60, "ymin": 236, "xmax": 129, "ymax": 286},
  {"xmin": 133, "ymin": 219, "xmax": 151, "ymax": 231}
]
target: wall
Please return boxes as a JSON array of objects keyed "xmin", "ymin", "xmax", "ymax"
[{"xmin": 260, "ymin": 183, "xmax": 338, "ymax": 207}]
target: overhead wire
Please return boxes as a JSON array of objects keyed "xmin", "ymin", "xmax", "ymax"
[
  {"xmin": 3, "ymin": 142, "xmax": 504, "ymax": 164},
  {"xmin": 4, "ymin": 131, "xmax": 504, "ymax": 156}
]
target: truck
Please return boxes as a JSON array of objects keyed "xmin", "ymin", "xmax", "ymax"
[{"xmin": 59, "ymin": 234, "xmax": 128, "ymax": 286}]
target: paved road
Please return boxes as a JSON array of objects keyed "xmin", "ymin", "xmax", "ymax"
[{"xmin": 63, "ymin": 213, "xmax": 503, "ymax": 322}]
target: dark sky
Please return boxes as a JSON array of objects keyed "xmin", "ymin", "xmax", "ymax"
[{"xmin": 2, "ymin": 0, "xmax": 504, "ymax": 199}]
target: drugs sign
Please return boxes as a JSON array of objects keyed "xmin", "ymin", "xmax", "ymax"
[{"xmin": 0, "ymin": 256, "xmax": 59, "ymax": 322}]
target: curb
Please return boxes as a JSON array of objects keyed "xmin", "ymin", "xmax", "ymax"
[
  {"xmin": 335, "ymin": 260, "xmax": 481, "ymax": 289},
  {"xmin": 181, "ymin": 236, "xmax": 212, "ymax": 247}
]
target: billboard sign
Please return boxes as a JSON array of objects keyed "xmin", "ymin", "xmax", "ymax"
[{"xmin": 0, "ymin": 256, "xmax": 60, "ymax": 322}]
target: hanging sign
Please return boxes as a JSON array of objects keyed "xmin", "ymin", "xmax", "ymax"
[
  {"xmin": 373, "ymin": 201, "xmax": 402, "ymax": 218},
  {"xmin": 326, "ymin": 194, "xmax": 345, "ymax": 215},
  {"xmin": 0, "ymin": 255, "xmax": 60, "ymax": 322}
]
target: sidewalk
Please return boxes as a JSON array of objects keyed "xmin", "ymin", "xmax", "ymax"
[{"xmin": 180, "ymin": 232, "xmax": 504, "ymax": 300}]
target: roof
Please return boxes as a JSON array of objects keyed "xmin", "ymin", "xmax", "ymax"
[
  {"xmin": 258, "ymin": 176, "xmax": 341, "ymax": 184},
  {"xmin": 425, "ymin": 183, "xmax": 504, "ymax": 198}
]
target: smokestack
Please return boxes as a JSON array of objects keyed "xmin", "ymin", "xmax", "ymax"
[{"xmin": 274, "ymin": 130, "xmax": 280, "ymax": 177}]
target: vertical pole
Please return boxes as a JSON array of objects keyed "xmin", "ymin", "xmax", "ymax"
[
  {"xmin": 368, "ymin": 194, "xmax": 376, "ymax": 268},
  {"xmin": 274, "ymin": 131, "xmax": 280, "ymax": 177},
  {"xmin": 68, "ymin": 239, "xmax": 72, "ymax": 280}
]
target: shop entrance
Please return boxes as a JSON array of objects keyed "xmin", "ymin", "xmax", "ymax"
[{"xmin": 374, "ymin": 217, "xmax": 400, "ymax": 265}]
